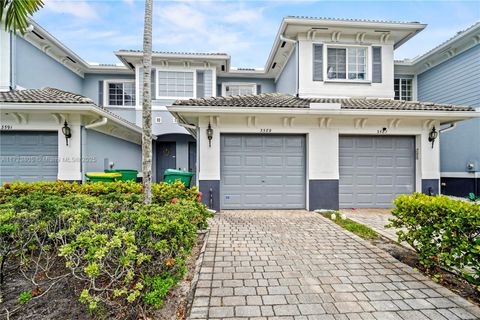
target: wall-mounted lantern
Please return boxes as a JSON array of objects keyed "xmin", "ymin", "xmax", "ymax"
[
  {"xmin": 206, "ymin": 122, "xmax": 213, "ymax": 147},
  {"xmin": 428, "ymin": 126, "xmax": 438, "ymax": 148},
  {"xmin": 62, "ymin": 121, "xmax": 72, "ymax": 146}
]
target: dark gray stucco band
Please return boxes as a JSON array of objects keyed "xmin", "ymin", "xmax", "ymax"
[
  {"xmin": 422, "ymin": 179, "xmax": 440, "ymax": 196},
  {"xmin": 309, "ymin": 179, "xmax": 339, "ymax": 211},
  {"xmin": 199, "ymin": 180, "xmax": 220, "ymax": 212}
]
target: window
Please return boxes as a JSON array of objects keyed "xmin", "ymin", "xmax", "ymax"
[
  {"xmin": 327, "ymin": 47, "xmax": 366, "ymax": 80},
  {"xmin": 222, "ymin": 83, "xmax": 257, "ymax": 96},
  {"xmin": 106, "ymin": 81, "xmax": 135, "ymax": 106},
  {"xmin": 394, "ymin": 78, "xmax": 413, "ymax": 101},
  {"xmin": 157, "ymin": 70, "xmax": 194, "ymax": 98},
  {"xmin": 155, "ymin": 117, "xmax": 162, "ymax": 124}
]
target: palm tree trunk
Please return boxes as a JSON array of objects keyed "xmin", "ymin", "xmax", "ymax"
[{"xmin": 142, "ymin": 0, "xmax": 153, "ymax": 204}]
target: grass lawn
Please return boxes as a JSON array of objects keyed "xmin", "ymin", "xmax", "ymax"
[{"xmin": 318, "ymin": 211, "xmax": 380, "ymax": 240}]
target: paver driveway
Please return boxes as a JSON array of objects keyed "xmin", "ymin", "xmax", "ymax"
[{"xmin": 189, "ymin": 210, "xmax": 479, "ymax": 320}]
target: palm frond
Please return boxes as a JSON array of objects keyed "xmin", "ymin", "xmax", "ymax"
[{"xmin": 1, "ymin": 0, "xmax": 44, "ymax": 34}]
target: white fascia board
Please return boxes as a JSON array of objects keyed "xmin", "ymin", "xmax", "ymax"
[
  {"xmin": 167, "ymin": 105, "xmax": 479, "ymax": 120},
  {"xmin": 0, "ymin": 103, "xmax": 143, "ymax": 135}
]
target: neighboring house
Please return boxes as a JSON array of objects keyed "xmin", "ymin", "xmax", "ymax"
[
  {"xmin": 394, "ymin": 22, "xmax": 480, "ymax": 197},
  {"xmin": 0, "ymin": 16, "xmax": 478, "ymax": 211}
]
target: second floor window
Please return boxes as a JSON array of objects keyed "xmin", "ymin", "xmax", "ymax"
[
  {"xmin": 394, "ymin": 78, "xmax": 413, "ymax": 101},
  {"xmin": 107, "ymin": 81, "xmax": 135, "ymax": 106},
  {"xmin": 158, "ymin": 71, "xmax": 194, "ymax": 98},
  {"xmin": 327, "ymin": 47, "xmax": 366, "ymax": 80},
  {"xmin": 222, "ymin": 83, "xmax": 257, "ymax": 96}
]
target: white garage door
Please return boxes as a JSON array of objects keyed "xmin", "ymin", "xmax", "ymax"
[
  {"xmin": 339, "ymin": 136, "xmax": 415, "ymax": 208},
  {"xmin": 0, "ymin": 131, "xmax": 58, "ymax": 183},
  {"xmin": 220, "ymin": 134, "xmax": 305, "ymax": 209}
]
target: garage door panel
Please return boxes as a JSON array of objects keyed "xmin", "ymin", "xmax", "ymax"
[
  {"xmin": 221, "ymin": 135, "xmax": 305, "ymax": 209},
  {"xmin": 265, "ymin": 156, "xmax": 282, "ymax": 166},
  {"xmin": 1, "ymin": 131, "xmax": 58, "ymax": 183},
  {"xmin": 339, "ymin": 136, "xmax": 415, "ymax": 208}
]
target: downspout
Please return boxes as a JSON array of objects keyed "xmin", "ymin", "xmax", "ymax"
[
  {"xmin": 439, "ymin": 122, "xmax": 457, "ymax": 133},
  {"xmin": 85, "ymin": 117, "xmax": 108, "ymax": 129}
]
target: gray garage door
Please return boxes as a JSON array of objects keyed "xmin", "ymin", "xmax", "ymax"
[
  {"xmin": 0, "ymin": 131, "xmax": 58, "ymax": 183},
  {"xmin": 221, "ymin": 135, "xmax": 305, "ymax": 209},
  {"xmin": 339, "ymin": 136, "xmax": 415, "ymax": 208}
]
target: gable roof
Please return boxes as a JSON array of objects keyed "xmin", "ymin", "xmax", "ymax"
[{"xmin": 173, "ymin": 93, "xmax": 474, "ymax": 112}]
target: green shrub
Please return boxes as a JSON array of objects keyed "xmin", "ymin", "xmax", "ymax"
[
  {"xmin": 0, "ymin": 181, "xmax": 211, "ymax": 316},
  {"xmin": 388, "ymin": 193, "xmax": 480, "ymax": 284}
]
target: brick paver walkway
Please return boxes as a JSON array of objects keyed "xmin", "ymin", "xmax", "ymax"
[{"xmin": 189, "ymin": 210, "xmax": 479, "ymax": 320}]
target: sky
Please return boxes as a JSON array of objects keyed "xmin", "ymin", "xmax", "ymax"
[{"xmin": 33, "ymin": 0, "xmax": 480, "ymax": 68}]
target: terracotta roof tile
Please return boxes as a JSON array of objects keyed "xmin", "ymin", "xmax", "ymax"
[{"xmin": 0, "ymin": 87, "xmax": 93, "ymax": 104}]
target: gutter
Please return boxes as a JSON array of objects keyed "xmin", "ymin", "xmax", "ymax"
[{"xmin": 85, "ymin": 117, "xmax": 108, "ymax": 129}]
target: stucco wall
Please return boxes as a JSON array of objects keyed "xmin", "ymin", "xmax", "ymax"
[
  {"xmin": 14, "ymin": 36, "xmax": 83, "ymax": 92},
  {"xmin": 84, "ymin": 129, "xmax": 141, "ymax": 173},
  {"xmin": 418, "ymin": 45, "xmax": 480, "ymax": 174},
  {"xmin": 275, "ymin": 44, "xmax": 297, "ymax": 95},
  {"xmin": 196, "ymin": 113, "xmax": 440, "ymax": 210}
]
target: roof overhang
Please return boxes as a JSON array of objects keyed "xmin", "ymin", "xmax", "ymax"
[
  {"xmin": 394, "ymin": 22, "xmax": 480, "ymax": 74},
  {"xmin": 168, "ymin": 105, "xmax": 479, "ymax": 127},
  {"xmin": 20, "ymin": 19, "xmax": 131, "ymax": 77},
  {"xmin": 265, "ymin": 17, "xmax": 427, "ymax": 78},
  {"xmin": 0, "ymin": 102, "xmax": 144, "ymax": 144},
  {"xmin": 115, "ymin": 51, "xmax": 231, "ymax": 72}
]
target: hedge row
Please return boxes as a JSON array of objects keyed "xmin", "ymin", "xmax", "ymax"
[
  {"xmin": 0, "ymin": 181, "xmax": 212, "ymax": 317},
  {"xmin": 389, "ymin": 193, "xmax": 480, "ymax": 284}
]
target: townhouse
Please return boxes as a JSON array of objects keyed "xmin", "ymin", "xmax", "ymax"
[{"xmin": 0, "ymin": 17, "xmax": 478, "ymax": 211}]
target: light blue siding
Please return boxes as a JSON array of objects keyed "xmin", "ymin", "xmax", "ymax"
[
  {"xmin": 418, "ymin": 45, "xmax": 480, "ymax": 173},
  {"xmin": 14, "ymin": 36, "xmax": 83, "ymax": 92},
  {"xmin": 216, "ymin": 77, "xmax": 275, "ymax": 96},
  {"xmin": 84, "ymin": 129, "xmax": 141, "ymax": 173},
  {"xmin": 276, "ymin": 44, "xmax": 298, "ymax": 95}
]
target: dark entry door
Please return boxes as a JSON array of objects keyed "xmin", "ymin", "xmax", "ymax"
[
  {"xmin": 157, "ymin": 142, "xmax": 176, "ymax": 181},
  {"xmin": 188, "ymin": 142, "xmax": 197, "ymax": 184}
]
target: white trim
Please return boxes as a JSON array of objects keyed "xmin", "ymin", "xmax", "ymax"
[
  {"xmin": 323, "ymin": 44, "xmax": 370, "ymax": 82},
  {"xmin": 168, "ymin": 105, "xmax": 479, "ymax": 119},
  {"xmin": 441, "ymin": 172, "xmax": 480, "ymax": 178},
  {"xmin": 103, "ymin": 79, "xmax": 136, "ymax": 107},
  {"xmin": 155, "ymin": 68, "xmax": 196, "ymax": 100},
  {"xmin": 221, "ymin": 82, "xmax": 257, "ymax": 96}
]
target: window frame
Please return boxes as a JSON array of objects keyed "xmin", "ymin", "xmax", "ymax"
[
  {"xmin": 221, "ymin": 82, "xmax": 257, "ymax": 97},
  {"xmin": 320, "ymin": 44, "xmax": 371, "ymax": 83},
  {"xmin": 155, "ymin": 68, "xmax": 197, "ymax": 100},
  {"xmin": 394, "ymin": 78, "xmax": 413, "ymax": 101},
  {"xmin": 104, "ymin": 80, "xmax": 136, "ymax": 107}
]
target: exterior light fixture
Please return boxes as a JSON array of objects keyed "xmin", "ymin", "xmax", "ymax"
[
  {"xmin": 62, "ymin": 121, "xmax": 72, "ymax": 146},
  {"xmin": 206, "ymin": 122, "xmax": 213, "ymax": 147},
  {"xmin": 428, "ymin": 126, "xmax": 438, "ymax": 148}
]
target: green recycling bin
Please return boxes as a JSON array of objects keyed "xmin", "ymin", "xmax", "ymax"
[
  {"xmin": 104, "ymin": 169, "xmax": 138, "ymax": 181},
  {"xmin": 164, "ymin": 169, "xmax": 193, "ymax": 186}
]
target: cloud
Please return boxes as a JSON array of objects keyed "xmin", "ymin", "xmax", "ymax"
[{"xmin": 43, "ymin": 0, "xmax": 98, "ymax": 20}]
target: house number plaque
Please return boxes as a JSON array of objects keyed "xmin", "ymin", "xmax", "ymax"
[{"xmin": 260, "ymin": 128, "xmax": 272, "ymax": 133}]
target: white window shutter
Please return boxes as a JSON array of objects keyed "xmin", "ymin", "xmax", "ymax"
[
  {"xmin": 372, "ymin": 47, "xmax": 382, "ymax": 83},
  {"xmin": 313, "ymin": 44, "xmax": 323, "ymax": 81}
]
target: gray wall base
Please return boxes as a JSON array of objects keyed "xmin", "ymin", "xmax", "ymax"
[
  {"xmin": 309, "ymin": 180, "xmax": 339, "ymax": 211},
  {"xmin": 422, "ymin": 179, "xmax": 440, "ymax": 196},
  {"xmin": 199, "ymin": 180, "xmax": 220, "ymax": 212}
]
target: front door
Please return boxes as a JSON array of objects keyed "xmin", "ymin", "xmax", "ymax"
[{"xmin": 157, "ymin": 142, "xmax": 176, "ymax": 181}]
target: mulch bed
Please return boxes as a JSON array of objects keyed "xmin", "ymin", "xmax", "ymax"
[
  {"xmin": 370, "ymin": 237, "xmax": 480, "ymax": 306},
  {"xmin": 0, "ymin": 233, "xmax": 206, "ymax": 320}
]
